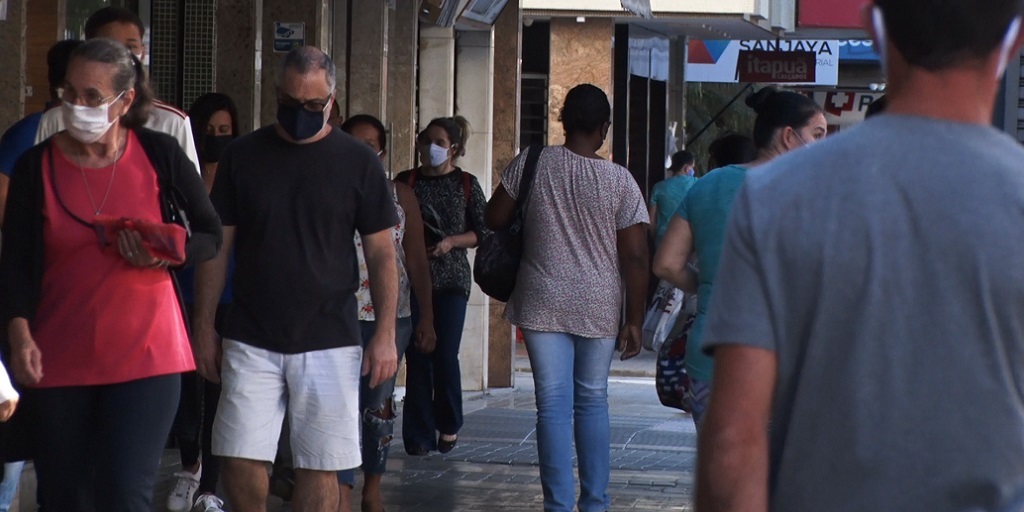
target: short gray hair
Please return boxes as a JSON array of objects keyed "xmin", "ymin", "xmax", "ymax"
[{"xmin": 277, "ymin": 46, "xmax": 337, "ymax": 92}]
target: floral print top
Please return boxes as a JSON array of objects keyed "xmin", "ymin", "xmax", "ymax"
[{"xmin": 355, "ymin": 183, "xmax": 410, "ymax": 321}]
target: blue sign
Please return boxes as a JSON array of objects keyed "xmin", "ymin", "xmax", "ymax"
[{"xmin": 839, "ymin": 40, "xmax": 879, "ymax": 62}]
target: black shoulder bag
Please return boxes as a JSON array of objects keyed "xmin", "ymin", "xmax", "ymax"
[{"xmin": 473, "ymin": 145, "xmax": 542, "ymax": 302}]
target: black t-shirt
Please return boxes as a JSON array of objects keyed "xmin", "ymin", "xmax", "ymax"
[{"xmin": 211, "ymin": 126, "xmax": 398, "ymax": 353}]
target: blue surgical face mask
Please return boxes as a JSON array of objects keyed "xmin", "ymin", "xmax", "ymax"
[
  {"xmin": 277, "ymin": 103, "xmax": 327, "ymax": 142},
  {"xmin": 429, "ymin": 143, "xmax": 450, "ymax": 167}
]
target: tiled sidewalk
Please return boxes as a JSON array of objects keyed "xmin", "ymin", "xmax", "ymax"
[{"xmin": 12, "ymin": 370, "xmax": 694, "ymax": 511}]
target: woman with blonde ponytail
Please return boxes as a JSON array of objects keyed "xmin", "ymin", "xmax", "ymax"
[{"xmin": 395, "ymin": 116, "xmax": 488, "ymax": 456}]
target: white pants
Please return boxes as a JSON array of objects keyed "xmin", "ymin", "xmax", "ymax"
[{"xmin": 212, "ymin": 339, "xmax": 363, "ymax": 471}]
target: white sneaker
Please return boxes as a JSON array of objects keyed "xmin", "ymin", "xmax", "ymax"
[
  {"xmin": 191, "ymin": 493, "xmax": 227, "ymax": 512},
  {"xmin": 167, "ymin": 470, "xmax": 201, "ymax": 512}
]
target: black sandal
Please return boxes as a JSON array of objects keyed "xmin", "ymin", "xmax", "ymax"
[{"xmin": 438, "ymin": 434, "xmax": 458, "ymax": 454}]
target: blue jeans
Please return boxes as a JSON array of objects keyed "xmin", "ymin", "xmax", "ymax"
[
  {"xmin": 0, "ymin": 461, "xmax": 24, "ymax": 511},
  {"xmin": 403, "ymin": 292, "xmax": 468, "ymax": 452},
  {"xmin": 338, "ymin": 317, "xmax": 413, "ymax": 486},
  {"xmin": 524, "ymin": 330, "xmax": 615, "ymax": 512}
]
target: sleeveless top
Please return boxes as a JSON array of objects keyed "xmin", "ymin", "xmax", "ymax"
[{"xmin": 355, "ymin": 183, "xmax": 410, "ymax": 320}]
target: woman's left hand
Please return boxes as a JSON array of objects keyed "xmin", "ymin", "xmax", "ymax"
[
  {"xmin": 428, "ymin": 237, "xmax": 455, "ymax": 258},
  {"xmin": 117, "ymin": 229, "xmax": 168, "ymax": 269},
  {"xmin": 617, "ymin": 324, "xmax": 643, "ymax": 361}
]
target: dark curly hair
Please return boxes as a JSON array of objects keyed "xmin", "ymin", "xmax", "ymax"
[
  {"xmin": 559, "ymin": 83, "xmax": 611, "ymax": 136},
  {"xmin": 341, "ymin": 114, "xmax": 387, "ymax": 151},
  {"xmin": 188, "ymin": 93, "xmax": 240, "ymax": 159}
]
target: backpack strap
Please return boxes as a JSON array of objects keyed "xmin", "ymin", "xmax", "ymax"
[
  {"xmin": 408, "ymin": 169, "xmax": 417, "ymax": 188},
  {"xmin": 461, "ymin": 170, "xmax": 471, "ymax": 203}
]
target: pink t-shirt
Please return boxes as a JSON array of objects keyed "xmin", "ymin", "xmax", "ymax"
[{"xmin": 33, "ymin": 132, "xmax": 194, "ymax": 387}]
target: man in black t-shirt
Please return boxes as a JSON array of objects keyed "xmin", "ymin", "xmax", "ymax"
[{"xmin": 193, "ymin": 46, "xmax": 399, "ymax": 512}]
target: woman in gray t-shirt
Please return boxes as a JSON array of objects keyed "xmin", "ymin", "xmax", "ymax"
[{"xmin": 485, "ymin": 84, "xmax": 649, "ymax": 512}]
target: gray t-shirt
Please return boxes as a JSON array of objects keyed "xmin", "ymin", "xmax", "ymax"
[
  {"xmin": 703, "ymin": 115, "xmax": 1024, "ymax": 511},
  {"xmin": 501, "ymin": 146, "xmax": 648, "ymax": 338}
]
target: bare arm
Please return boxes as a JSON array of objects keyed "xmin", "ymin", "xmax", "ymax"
[
  {"xmin": 396, "ymin": 182, "xmax": 436, "ymax": 353},
  {"xmin": 696, "ymin": 345, "xmax": 777, "ymax": 512},
  {"xmin": 653, "ymin": 215, "xmax": 698, "ymax": 293},
  {"xmin": 362, "ymin": 228, "xmax": 399, "ymax": 388},
  {"xmin": 484, "ymin": 184, "xmax": 516, "ymax": 230},
  {"xmin": 616, "ymin": 223, "xmax": 649, "ymax": 360},
  {"xmin": 193, "ymin": 226, "xmax": 235, "ymax": 383},
  {"xmin": 648, "ymin": 203, "xmax": 658, "ymax": 236}
]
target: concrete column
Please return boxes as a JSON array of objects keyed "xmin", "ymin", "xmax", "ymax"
[
  {"xmin": 548, "ymin": 17, "xmax": 613, "ymax": 157},
  {"xmin": 346, "ymin": 0, "xmax": 388, "ymax": 120},
  {"xmin": 25, "ymin": 0, "xmax": 63, "ymax": 114},
  {"xmin": 418, "ymin": 24, "xmax": 455, "ymax": 129},
  {"xmin": 487, "ymin": 0, "xmax": 522, "ymax": 389},
  {"xmin": 216, "ymin": 0, "xmax": 261, "ymax": 132},
  {"xmin": 331, "ymin": 0, "xmax": 348, "ymax": 116},
  {"xmin": 455, "ymin": 28, "xmax": 495, "ymax": 393},
  {"xmin": 387, "ymin": 1, "xmax": 418, "ymax": 173},
  {"xmin": 668, "ymin": 36, "xmax": 688, "ymax": 150},
  {"xmin": 0, "ymin": 0, "xmax": 26, "ymax": 127}
]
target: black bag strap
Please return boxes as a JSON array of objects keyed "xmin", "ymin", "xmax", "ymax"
[
  {"xmin": 46, "ymin": 142, "xmax": 95, "ymax": 232},
  {"xmin": 516, "ymin": 144, "xmax": 543, "ymax": 208}
]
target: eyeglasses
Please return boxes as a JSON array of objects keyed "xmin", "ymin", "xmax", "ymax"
[
  {"xmin": 58, "ymin": 87, "xmax": 125, "ymax": 109},
  {"xmin": 278, "ymin": 93, "xmax": 333, "ymax": 113}
]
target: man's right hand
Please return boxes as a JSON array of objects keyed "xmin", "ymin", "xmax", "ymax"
[
  {"xmin": 10, "ymin": 329, "xmax": 42, "ymax": 386},
  {"xmin": 194, "ymin": 325, "xmax": 223, "ymax": 383}
]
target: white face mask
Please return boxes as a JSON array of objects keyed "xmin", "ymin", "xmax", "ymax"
[
  {"xmin": 873, "ymin": 7, "xmax": 1022, "ymax": 81},
  {"xmin": 62, "ymin": 91, "xmax": 125, "ymax": 144},
  {"xmin": 429, "ymin": 143, "xmax": 450, "ymax": 167}
]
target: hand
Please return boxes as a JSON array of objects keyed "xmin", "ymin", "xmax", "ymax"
[
  {"xmin": 193, "ymin": 324, "xmax": 223, "ymax": 383},
  {"xmin": 617, "ymin": 324, "xmax": 642, "ymax": 361},
  {"xmin": 362, "ymin": 331, "xmax": 398, "ymax": 389},
  {"xmin": 427, "ymin": 237, "xmax": 455, "ymax": 259},
  {"xmin": 10, "ymin": 331, "xmax": 42, "ymax": 386},
  {"xmin": 118, "ymin": 229, "xmax": 167, "ymax": 268},
  {"xmin": 414, "ymin": 317, "xmax": 437, "ymax": 354},
  {"xmin": 0, "ymin": 399, "xmax": 17, "ymax": 422}
]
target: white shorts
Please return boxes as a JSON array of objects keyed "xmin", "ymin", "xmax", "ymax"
[{"xmin": 212, "ymin": 339, "xmax": 363, "ymax": 471}]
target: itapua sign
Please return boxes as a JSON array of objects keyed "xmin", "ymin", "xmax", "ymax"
[{"xmin": 686, "ymin": 39, "xmax": 840, "ymax": 85}]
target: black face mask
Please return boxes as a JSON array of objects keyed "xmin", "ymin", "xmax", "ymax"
[
  {"xmin": 277, "ymin": 103, "xmax": 326, "ymax": 142},
  {"xmin": 202, "ymin": 134, "xmax": 234, "ymax": 163}
]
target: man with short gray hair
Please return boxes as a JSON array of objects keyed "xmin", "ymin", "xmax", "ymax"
[{"xmin": 193, "ymin": 45, "xmax": 399, "ymax": 512}]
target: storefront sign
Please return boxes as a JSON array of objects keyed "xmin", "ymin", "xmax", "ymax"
[
  {"xmin": 813, "ymin": 91, "xmax": 884, "ymax": 125},
  {"xmin": 737, "ymin": 50, "xmax": 816, "ymax": 83},
  {"xmin": 839, "ymin": 40, "xmax": 880, "ymax": 62},
  {"xmin": 686, "ymin": 39, "xmax": 839, "ymax": 85},
  {"xmin": 273, "ymin": 22, "xmax": 305, "ymax": 53}
]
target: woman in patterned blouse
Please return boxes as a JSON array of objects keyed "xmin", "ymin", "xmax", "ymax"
[
  {"xmin": 395, "ymin": 116, "xmax": 489, "ymax": 456},
  {"xmin": 337, "ymin": 114, "xmax": 436, "ymax": 512}
]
